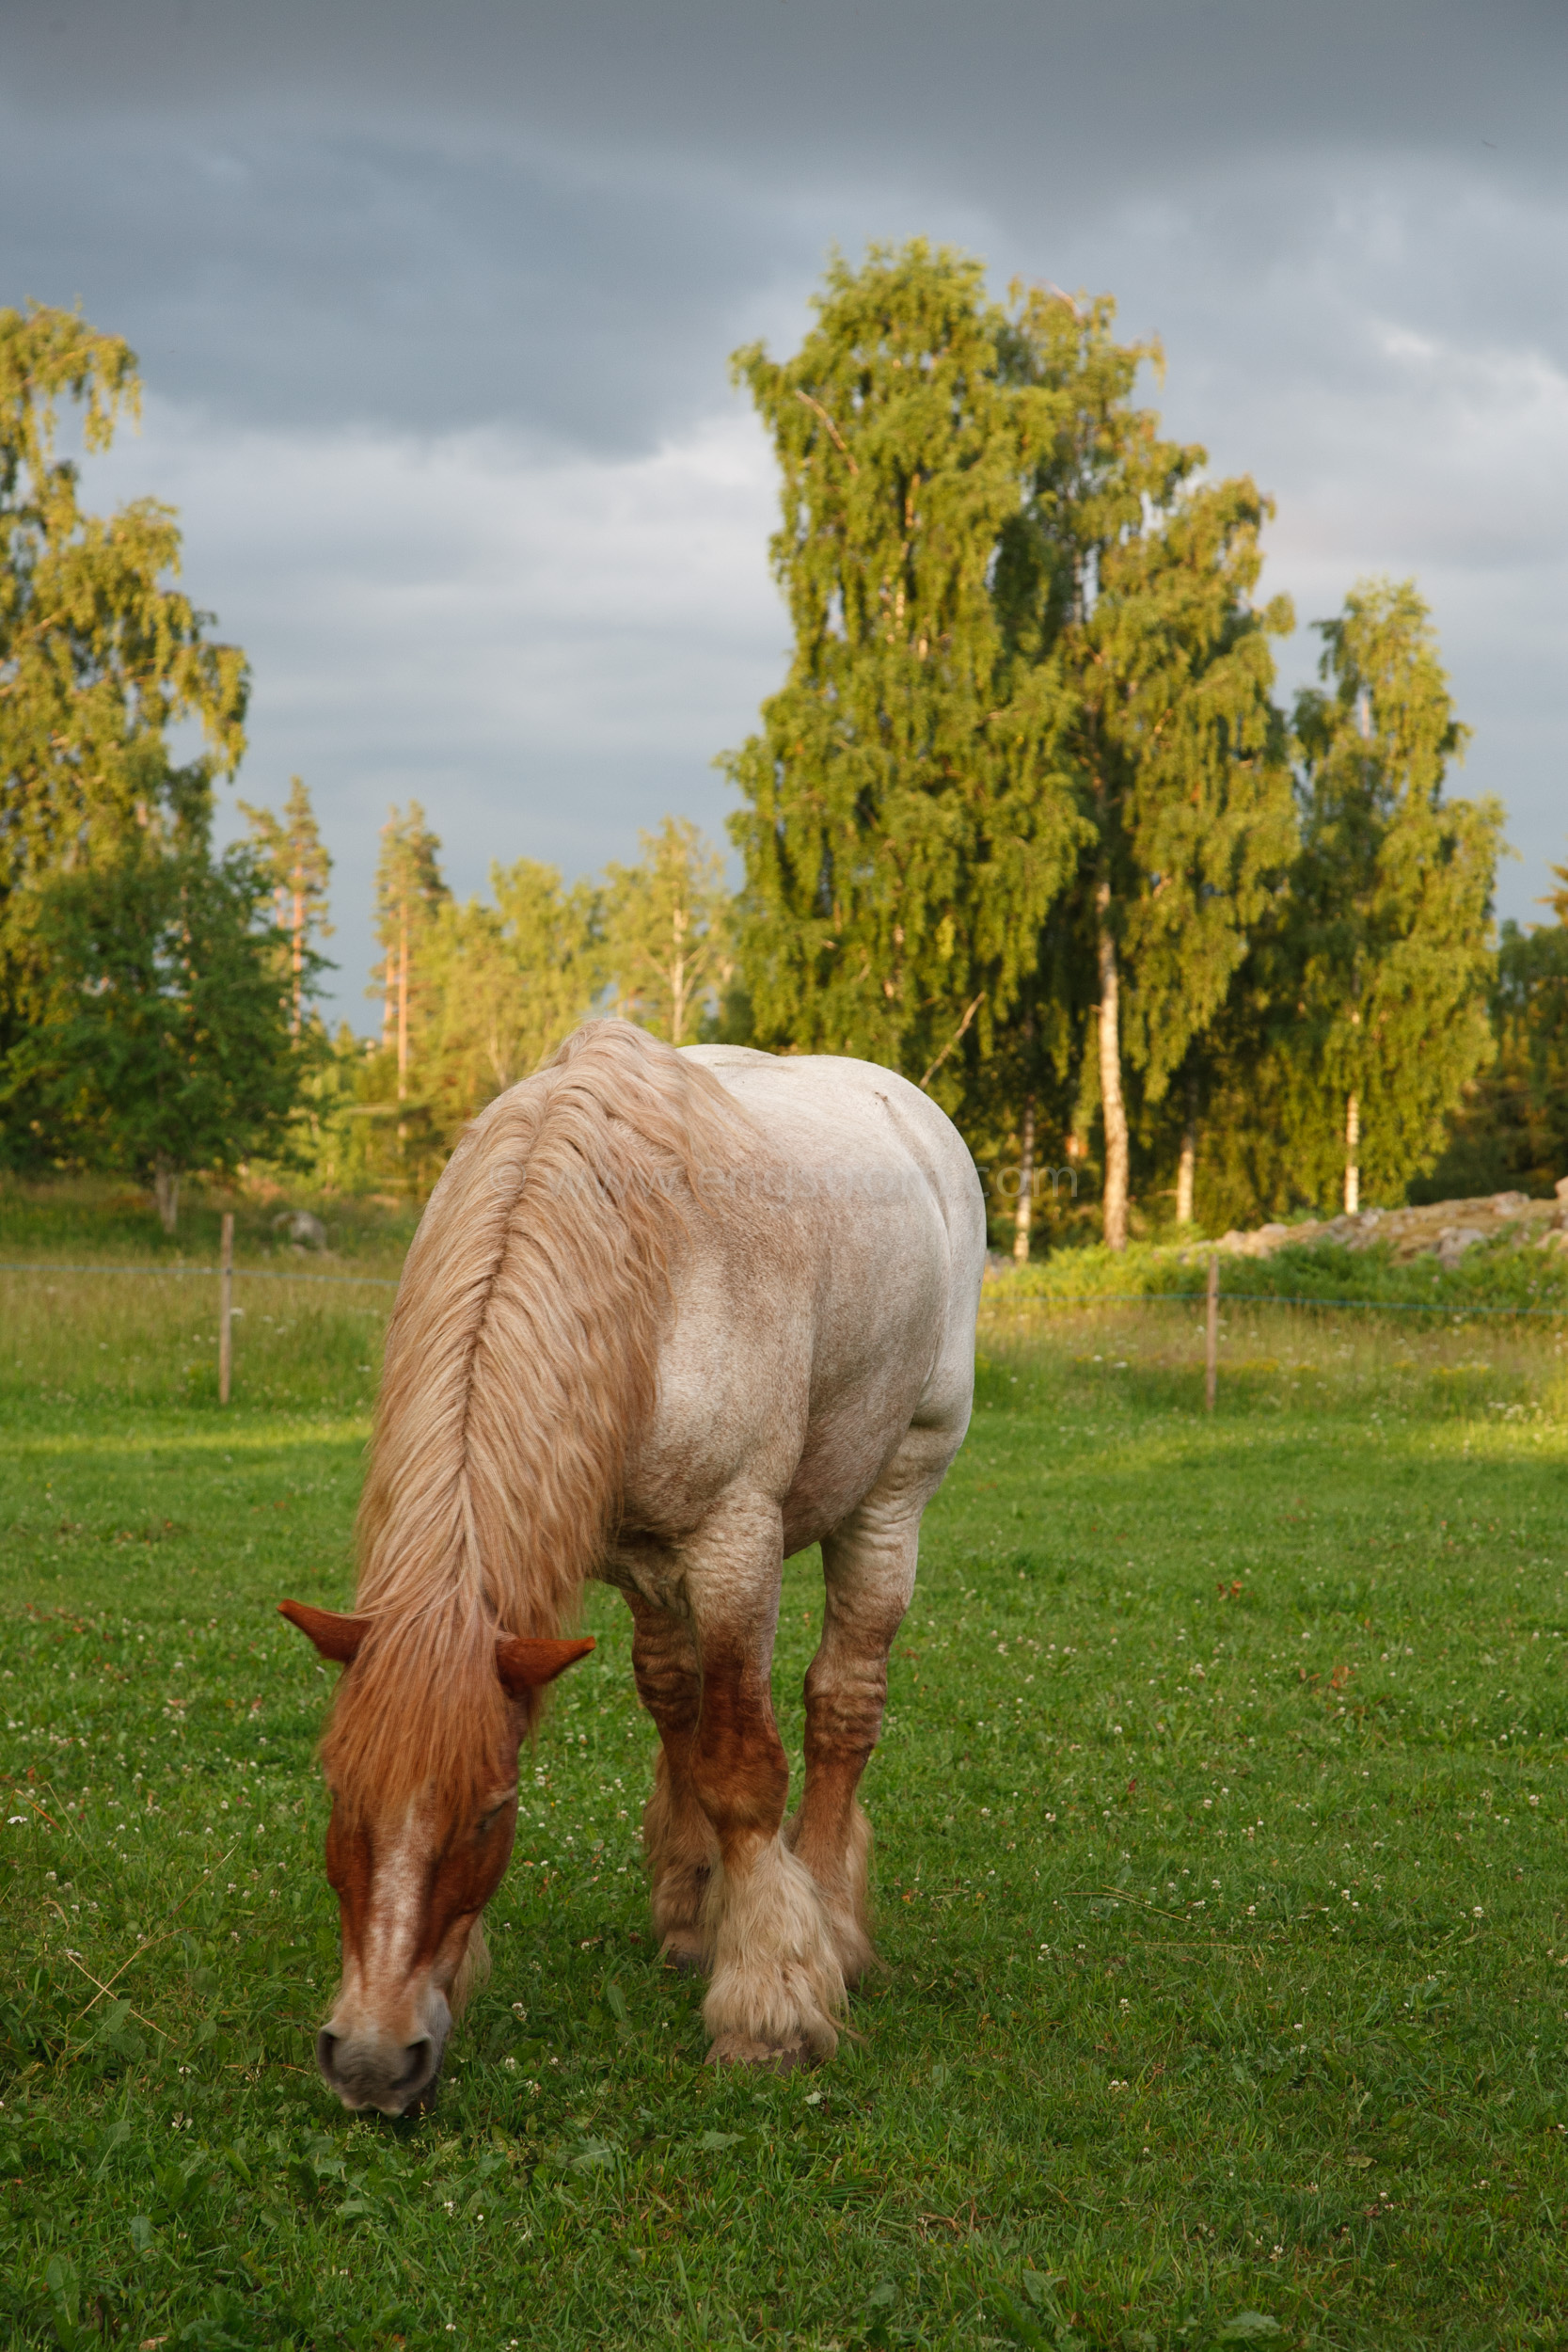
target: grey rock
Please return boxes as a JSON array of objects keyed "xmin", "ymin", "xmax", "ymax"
[{"xmin": 273, "ymin": 1209, "xmax": 328, "ymax": 1249}]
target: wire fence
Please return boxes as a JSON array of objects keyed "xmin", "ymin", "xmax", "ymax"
[
  {"xmin": 0, "ymin": 1262, "xmax": 399, "ymax": 1288},
  {"xmin": 986, "ymin": 1288, "xmax": 1568, "ymax": 1319},
  {"xmin": 7, "ymin": 1254, "xmax": 1565, "ymax": 1412},
  {"xmin": 0, "ymin": 1250, "xmax": 399, "ymax": 1406},
  {"xmin": 10, "ymin": 1264, "xmax": 1563, "ymax": 1315}
]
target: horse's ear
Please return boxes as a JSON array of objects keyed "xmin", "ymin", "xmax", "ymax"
[
  {"xmin": 278, "ymin": 1599, "xmax": 372, "ymax": 1664},
  {"xmin": 495, "ymin": 1635, "xmax": 595, "ymax": 1696}
]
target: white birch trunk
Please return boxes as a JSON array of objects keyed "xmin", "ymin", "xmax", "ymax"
[
  {"xmin": 153, "ymin": 1158, "xmax": 180, "ymax": 1235},
  {"xmin": 1096, "ymin": 881, "xmax": 1130, "ymax": 1251},
  {"xmin": 1013, "ymin": 1096, "xmax": 1036, "ymax": 1263},
  {"xmin": 1176, "ymin": 1121, "xmax": 1196, "ymax": 1227},
  {"xmin": 397, "ymin": 913, "xmax": 410, "ymax": 1104}
]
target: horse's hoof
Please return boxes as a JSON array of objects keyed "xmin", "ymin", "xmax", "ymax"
[
  {"xmin": 659, "ymin": 1932, "xmax": 706, "ymax": 1975},
  {"xmin": 705, "ymin": 2032, "xmax": 816, "ymax": 2074}
]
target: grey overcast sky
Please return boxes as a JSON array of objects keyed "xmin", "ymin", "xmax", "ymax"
[{"xmin": 4, "ymin": 0, "xmax": 1564, "ymax": 1019}]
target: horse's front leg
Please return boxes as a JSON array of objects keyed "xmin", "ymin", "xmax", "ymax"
[
  {"xmin": 688, "ymin": 1504, "xmax": 846, "ymax": 2070},
  {"xmin": 624, "ymin": 1589, "xmax": 714, "ymax": 1972}
]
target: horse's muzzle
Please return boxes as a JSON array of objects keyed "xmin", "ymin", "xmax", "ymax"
[{"xmin": 316, "ymin": 2021, "xmax": 446, "ymax": 2115}]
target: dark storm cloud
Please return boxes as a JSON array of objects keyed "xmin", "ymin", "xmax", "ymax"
[
  {"xmin": 2, "ymin": 1, "xmax": 1563, "ymax": 1011},
  {"xmin": 11, "ymin": 0, "xmax": 1565, "ymax": 175},
  {"xmin": 0, "ymin": 109, "xmax": 825, "ymax": 447},
  {"xmin": 6, "ymin": 0, "xmax": 1563, "ymax": 448}
]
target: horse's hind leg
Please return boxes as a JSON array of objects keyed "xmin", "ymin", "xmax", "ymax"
[
  {"xmin": 789, "ymin": 1485, "xmax": 925, "ymax": 1985},
  {"xmin": 625, "ymin": 1591, "xmax": 715, "ymax": 1971}
]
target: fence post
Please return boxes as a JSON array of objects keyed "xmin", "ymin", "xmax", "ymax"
[
  {"xmin": 218, "ymin": 1212, "xmax": 234, "ymax": 1406},
  {"xmin": 1205, "ymin": 1253, "xmax": 1219, "ymax": 1415}
]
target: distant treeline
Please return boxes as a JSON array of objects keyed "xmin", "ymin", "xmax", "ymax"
[{"xmin": 2, "ymin": 256, "xmax": 1562, "ymax": 1246}]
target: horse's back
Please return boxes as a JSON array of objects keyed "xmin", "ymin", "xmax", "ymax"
[
  {"xmin": 683, "ymin": 1044, "xmax": 982, "ymax": 1327},
  {"xmin": 682, "ymin": 1045, "xmax": 982, "ymax": 1241},
  {"xmin": 657, "ymin": 1045, "xmax": 985, "ymax": 1548}
]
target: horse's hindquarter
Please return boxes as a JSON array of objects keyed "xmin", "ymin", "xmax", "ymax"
[{"xmin": 617, "ymin": 1052, "xmax": 985, "ymax": 1577}]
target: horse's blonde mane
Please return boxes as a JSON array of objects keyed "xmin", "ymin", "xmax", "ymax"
[{"xmin": 320, "ymin": 1020, "xmax": 757, "ymax": 1820}]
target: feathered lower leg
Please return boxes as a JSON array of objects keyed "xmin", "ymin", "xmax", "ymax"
[{"xmin": 626, "ymin": 1591, "xmax": 714, "ymax": 1968}]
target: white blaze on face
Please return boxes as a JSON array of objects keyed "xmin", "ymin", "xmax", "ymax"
[
  {"xmin": 321, "ymin": 1800, "xmax": 452, "ymax": 2114},
  {"xmin": 318, "ymin": 1783, "xmax": 514, "ymax": 2114},
  {"xmin": 356, "ymin": 1803, "xmax": 436, "ymax": 2001}
]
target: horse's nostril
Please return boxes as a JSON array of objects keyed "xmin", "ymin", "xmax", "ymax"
[
  {"xmin": 315, "ymin": 2028, "xmax": 341, "ymax": 2080},
  {"xmin": 396, "ymin": 2039, "xmax": 432, "ymax": 2090}
]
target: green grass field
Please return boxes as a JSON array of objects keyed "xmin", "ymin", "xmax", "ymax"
[{"xmin": 5, "ymin": 1206, "xmax": 1568, "ymax": 2349}]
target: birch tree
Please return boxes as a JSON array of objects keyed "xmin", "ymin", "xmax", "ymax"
[
  {"xmin": 1012, "ymin": 290, "xmax": 1296, "ymax": 1249},
  {"xmin": 1287, "ymin": 580, "xmax": 1500, "ymax": 1210},
  {"xmin": 722, "ymin": 242, "xmax": 1083, "ymax": 1115},
  {"xmin": 0, "ymin": 303, "xmax": 248, "ymax": 1143},
  {"xmin": 603, "ymin": 817, "xmax": 731, "ymax": 1044}
]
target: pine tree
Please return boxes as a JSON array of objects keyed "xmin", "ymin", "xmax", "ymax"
[
  {"xmin": 371, "ymin": 803, "xmax": 449, "ymax": 1104},
  {"xmin": 1008, "ymin": 290, "xmax": 1296, "ymax": 1249},
  {"xmin": 603, "ymin": 817, "xmax": 732, "ymax": 1044},
  {"xmin": 238, "ymin": 777, "xmax": 334, "ymax": 1033},
  {"xmin": 722, "ymin": 243, "xmax": 1083, "ymax": 1114},
  {"xmin": 421, "ymin": 859, "xmax": 604, "ymax": 1129},
  {"xmin": 1285, "ymin": 580, "xmax": 1502, "ymax": 1210}
]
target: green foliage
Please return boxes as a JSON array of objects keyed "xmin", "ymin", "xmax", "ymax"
[
  {"xmin": 341, "ymin": 849, "xmax": 602, "ymax": 1191},
  {"xmin": 603, "ymin": 816, "xmax": 731, "ymax": 1045},
  {"xmin": 1015, "ymin": 289, "xmax": 1296, "ymax": 1110},
  {"xmin": 238, "ymin": 777, "xmax": 334, "ymax": 1034},
  {"xmin": 0, "ymin": 303, "xmax": 252, "ymax": 1204},
  {"xmin": 723, "ymin": 242, "xmax": 1084, "ymax": 1110},
  {"xmin": 723, "ymin": 249, "xmax": 1513, "ymax": 1251},
  {"xmin": 994, "ymin": 1225, "xmax": 1568, "ymax": 1316},
  {"xmin": 370, "ymin": 800, "xmax": 449, "ymax": 1059},
  {"xmin": 326, "ymin": 803, "xmax": 455, "ymax": 1193},
  {"xmin": 308, "ymin": 817, "xmax": 735, "ymax": 1196},
  {"xmin": 7, "ymin": 1254, "xmax": 1568, "ymax": 2345},
  {"xmin": 1129, "ymin": 581, "xmax": 1503, "ymax": 1235},
  {"xmin": 1416, "ymin": 888, "xmax": 1568, "ymax": 1201},
  {"xmin": 422, "ymin": 858, "xmax": 606, "ymax": 1126},
  {"xmin": 1281, "ymin": 580, "xmax": 1501, "ymax": 1206},
  {"xmin": 723, "ymin": 246, "xmax": 1295, "ymax": 1242},
  {"xmin": 1, "ymin": 279, "xmax": 1519, "ymax": 1250},
  {"xmin": 0, "ymin": 838, "xmax": 319, "ymax": 1220},
  {"xmin": 0, "ymin": 303, "xmax": 248, "ymax": 993}
]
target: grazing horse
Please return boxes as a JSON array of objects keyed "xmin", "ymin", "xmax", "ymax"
[{"xmin": 281, "ymin": 1018, "xmax": 983, "ymax": 2111}]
